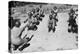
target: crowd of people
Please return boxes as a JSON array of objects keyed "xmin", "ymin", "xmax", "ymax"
[
  {"xmin": 48, "ymin": 6, "xmax": 58, "ymax": 33},
  {"xmin": 9, "ymin": 5, "xmax": 45, "ymax": 52},
  {"xmin": 25, "ymin": 7, "xmax": 45, "ymax": 31},
  {"xmin": 67, "ymin": 8, "xmax": 78, "ymax": 34}
]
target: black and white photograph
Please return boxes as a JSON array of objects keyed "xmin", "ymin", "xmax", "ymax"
[{"xmin": 8, "ymin": 1, "xmax": 78, "ymax": 53}]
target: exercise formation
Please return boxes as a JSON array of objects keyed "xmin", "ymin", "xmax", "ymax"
[{"xmin": 8, "ymin": 1, "xmax": 78, "ymax": 53}]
